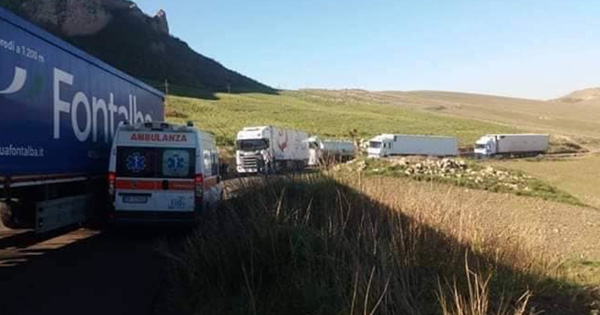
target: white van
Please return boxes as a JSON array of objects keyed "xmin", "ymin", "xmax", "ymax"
[{"xmin": 108, "ymin": 121, "xmax": 222, "ymax": 223}]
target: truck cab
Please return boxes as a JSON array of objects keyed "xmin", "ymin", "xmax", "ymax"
[
  {"xmin": 367, "ymin": 135, "xmax": 392, "ymax": 158},
  {"xmin": 236, "ymin": 127, "xmax": 272, "ymax": 174},
  {"xmin": 307, "ymin": 137, "xmax": 356, "ymax": 166},
  {"xmin": 236, "ymin": 126, "xmax": 309, "ymax": 174},
  {"xmin": 474, "ymin": 134, "xmax": 549, "ymax": 158},
  {"xmin": 307, "ymin": 137, "xmax": 322, "ymax": 166},
  {"xmin": 108, "ymin": 121, "xmax": 222, "ymax": 223},
  {"xmin": 474, "ymin": 135, "xmax": 497, "ymax": 158}
]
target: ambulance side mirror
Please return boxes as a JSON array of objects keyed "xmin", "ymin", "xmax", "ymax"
[{"xmin": 219, "ymin": 163, "xmax": 229, "ymax": 177}]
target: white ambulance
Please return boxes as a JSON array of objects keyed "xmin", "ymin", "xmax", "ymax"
[{"xmin": 108, "ymin": 121, "xmax": 222, "ymax": 223}]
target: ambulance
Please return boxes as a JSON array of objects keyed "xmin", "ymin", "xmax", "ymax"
[{"xmin": 108, "ymin": 121, "xmax": 222, "ymax": 223}]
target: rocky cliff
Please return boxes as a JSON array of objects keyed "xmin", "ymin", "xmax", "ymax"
[
  {"xmin": 1, "ymin": 0, "xmax": 274, "ymax": 97},
  {"xmin": 16, "ymin": 0, "xmax": 168, "ymax": 37}
]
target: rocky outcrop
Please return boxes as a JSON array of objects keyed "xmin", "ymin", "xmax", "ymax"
[
  {"xmin": 17, "ymin": 0, "xmax": 169, "ymax": 37},
  {"xmin": 21, "ymin": 0, "xmax": 112, "ymax": 36},
  {"xmin": 152, "ymin": 9, "xmax": 169, "ymax": 34}
]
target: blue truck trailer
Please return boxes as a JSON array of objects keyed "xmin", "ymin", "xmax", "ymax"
[{"xmin": 0, "ymin": 6, "xmax": 165, "ymax": 231}]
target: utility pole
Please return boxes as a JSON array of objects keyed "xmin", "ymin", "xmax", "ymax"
[{"xmin": 164, "ymin": 79, "xmax": 169, "ymax": 107}]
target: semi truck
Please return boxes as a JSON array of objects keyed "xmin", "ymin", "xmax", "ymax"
[
  {"xmin": 307, "ymin": 137, "xmax": 356, "ymax": 166},
  {"xmin": 0, "ymin": 7, "xmax": 164, "ymax": 232},
  {"xmin": 236, "ymin": 126, "xmax": 308, "ymax": 174},
  {"xmin": 367, "ymin": 134, "xmax": 458, "ymax": 158},
  {"xmin": 474, "ymin": 134, "xmax": 549, "ymax": 158}
]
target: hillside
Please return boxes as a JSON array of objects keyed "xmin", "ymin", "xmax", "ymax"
[
  {"xmin": 395, "ymin": 90, "xmax": 600, "ymax": 147},
  {"xmin": 0, "ymin": 0, "xmax": 275, "ymax": 98},
  {"xmin": 555, "ymin": 87, "xmax": 600, "ymax": 104},
  {"xmin": 294, "ymin": 89, "xmax": 600, "ymax": 149},
  {"xmin": 165, "ymin": 89, "xmax": 518, "ymax": 146}
]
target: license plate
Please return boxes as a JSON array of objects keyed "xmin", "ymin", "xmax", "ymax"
[{"xmin": 123, "ymin": 195, "xmax": 148, "ymax": 204}]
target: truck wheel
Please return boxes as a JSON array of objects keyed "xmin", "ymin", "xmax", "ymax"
[
  {"xmin": 298, "ymin": 161, "xmax": 306, "ymax": 171},
  {"xmin": 0, "ymin": 200, "xmax": 21, "ymax": 229}
]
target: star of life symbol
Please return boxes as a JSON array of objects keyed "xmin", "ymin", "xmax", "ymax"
[
  {"xmin": 167, "ymin": 154, "xmax": 185, "ymax": 172},
  {"xmin": 126, "ymin": 152, "xmax": 146, "ymax": 173}
]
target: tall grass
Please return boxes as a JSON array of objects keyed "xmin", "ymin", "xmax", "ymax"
[
  {"xmin": 437, "ymin": 258, "xmax": 532, "ymax": 315},
  {"xmin": 158, "ymin": 174, "xmax": 590, "ymax": 314}
]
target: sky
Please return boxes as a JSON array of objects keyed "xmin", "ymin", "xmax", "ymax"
[{"xmin": 136, "ymin": 0, "xmax": 600, "ymax": 100}]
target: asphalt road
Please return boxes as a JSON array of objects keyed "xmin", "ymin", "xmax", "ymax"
[
  {"xmin": 0, "ymin": 177, "xmax": 253, "ymax": 315},
  {"xmin": 0, "ymin": 227, "xmax": 186, "ymax": 315}
]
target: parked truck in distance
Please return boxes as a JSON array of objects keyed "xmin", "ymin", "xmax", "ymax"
[
  {"xmin": 474, "ymin": 134, "xmax": 549, "ymax": 158},
  {"xmin": 307, "ymin": 137, "xmax": 356, "ymax": 166},
  {"xmin": 367, "ymin": 134, "xmax": 458, "ymax": 158},
  {"xmin": 236, "ymin": 126, "xmax": 308, "ymax": 174},
  {"xmin": 0, "ymin": 7, "xmax": 164, "ymax": 232}
]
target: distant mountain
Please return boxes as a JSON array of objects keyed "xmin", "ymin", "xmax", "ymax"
[
  {"xmin": 555, "ymin": 88, "xmax": 600, "ymax": 103},
  {"xmin": 0, "ymin": 0, "xmax": 275, "ymax": 98}
]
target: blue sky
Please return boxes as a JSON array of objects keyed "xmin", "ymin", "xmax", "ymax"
[{"xmin": 137, "ymin": 0, "xmax": 600, "ymax": 99}]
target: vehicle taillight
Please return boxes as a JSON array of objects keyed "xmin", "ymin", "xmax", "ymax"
[
  {"xmin": 195, "ymin": 174, "xmax": 204, "ymax": 203},
  {"xmin": 108, "ymin": 172, "xmax": 116, "ymax": 200}
]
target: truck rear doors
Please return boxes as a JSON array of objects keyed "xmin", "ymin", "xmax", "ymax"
[{"xmin": 113, "ymin": 146, "xmax": 196, "ymax": 213}]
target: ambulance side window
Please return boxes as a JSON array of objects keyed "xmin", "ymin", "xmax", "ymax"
[
  {"xmin": 211, "ymin": 150, "xmax": 219, "ymax": 175},
  {"xmin": 203, "ymin": 150, "xmax": 213, "ymax": 176}
]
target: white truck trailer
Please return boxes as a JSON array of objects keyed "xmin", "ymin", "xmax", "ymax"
[
  {"xmin": 236, "ymin": 126, "xmax": 309, "ymax": 174},
  {"xmin": 367, "ymin": 134, "xmax": 458, "ymax": 158},
  {"xmin": 307, "ymin": 137, "xmax": 356, "ymax": 166},
  {"xmin": 474, "ymin": 134, "xmax": 549, "ymax": 158}
]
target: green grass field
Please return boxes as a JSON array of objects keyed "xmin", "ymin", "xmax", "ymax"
[{"xmin": 166, "ymin": 90, "xmax": 518, "ymax": 146}]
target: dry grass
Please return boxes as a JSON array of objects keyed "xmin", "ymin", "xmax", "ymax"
[
  {"xmin": 489, "ymin": 154, "xmax": 600, "ymax": 209},
  {"xmin": 437, "ymin": 259, "xmax": 532, "ymax": 315},
  {"xmin": 157, "ymin": 173, "xmax": 596, "ymax": 315},
  {"xmin": 356, "ymin": 175, "xmax": 600, "ymax": 308},
  {"xmin": 357, "ymin": 176, "xmax": 600, "ymax": 260}
]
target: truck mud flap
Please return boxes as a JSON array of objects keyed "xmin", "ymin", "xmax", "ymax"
[{"xmin": 35, "ymin": 194, "xmax": 91, "ymax": 234}]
